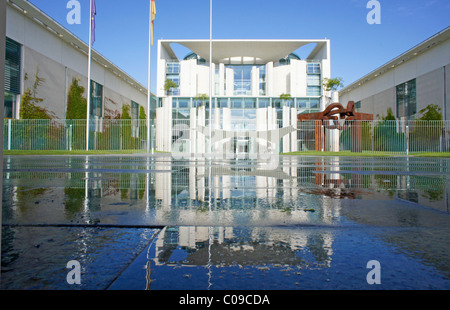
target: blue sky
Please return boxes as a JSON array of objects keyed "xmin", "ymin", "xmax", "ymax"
[{"xmin": 29, "ymin": 0, "xmax": 450, "ymax": 93}]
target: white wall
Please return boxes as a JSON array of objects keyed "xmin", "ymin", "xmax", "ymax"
[
  {"xmin": 6, "ymin": 4, "xmax": 148, "ymax": 119},
  {"xmin": 340, "ymin": 39, "xmax": 450, "ymax": 107}
]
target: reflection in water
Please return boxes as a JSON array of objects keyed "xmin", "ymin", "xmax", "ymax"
[{"xmin": 2, "ymin": 155, "xmax": 450, "ymax": 289}]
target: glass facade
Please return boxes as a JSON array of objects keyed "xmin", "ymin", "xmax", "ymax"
[
  {"xmin": 396, "ymin": 79, "xmax": 417, "ymax": 118},
  {"xmin": 306, "ymin": 62, "xmax": 321, "ymax": 97},
  {"xmin": 171, "ymin": 97, "xmax": 320, "ymax": 120},
  {"xmin": 166, "ymin": 62, "xmax": 180, "ymax": 96}
]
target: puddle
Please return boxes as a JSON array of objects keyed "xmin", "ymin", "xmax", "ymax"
[{"xmin": 2, "ymin": 155, "xmax": 450, "ymax": 289}]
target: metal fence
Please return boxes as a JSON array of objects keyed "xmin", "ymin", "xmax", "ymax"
[
  {"xmin": 3, "ymin": 119, "xmax": 450, "ymax": 154},
  {"xmin": 298, "ymin": 120, "xmax": 450, "ymax": 154},
  {"xmin": 4, "ymin": 119, "xmax": 151, "ymax": 152}
]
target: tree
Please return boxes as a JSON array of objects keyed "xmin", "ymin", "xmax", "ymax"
[
  {"xmin": 194, "ymin": 93, "xmax": 209, "ymax": 106},
  {"xmin": 418, "ymin": 104, "xmax": 442, "ymax": 121},
  {"xmin": 279, "ymin": 93, "xmax": 292, "ymax": 100},
  {"xmin": 66, "ymin": 77, "xmax": 87, "ymax": 119},
  {"xmin": 164, "ymin": 79, "xmax": 178, "ymax": 95},
  {"xmin": 322, "ymin": 77, "xmax": 344, "ymax": 92},
  {"xmin": 20, "ymin": 67, "xmax": 54, "ymax": 119}
]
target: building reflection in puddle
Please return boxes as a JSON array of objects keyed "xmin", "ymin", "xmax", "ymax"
[
  {"xmin": 2, "ymin": 156, "xmax": 449, "ymax": 225},
  {"xmin": 141, "ymin": 225, "xmax": 336, "ymax": 290},
  {"xmin": 2, "ymin": 155, "xmax": 450, "ymax": 289}
]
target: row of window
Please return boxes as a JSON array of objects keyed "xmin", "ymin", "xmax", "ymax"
[
  {"xmin": 165, "ymin": 62, "xmax": 322, "ymax": 97},
  {"xmin": 168, "ymin": 97, "xmax": 320, "ymax": 110}
]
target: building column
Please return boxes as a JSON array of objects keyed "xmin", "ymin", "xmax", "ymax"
[
  {"xmin": 256, "ymin": 107, "xmax": 268, "ymax": 154},
  {"xmin": 190, "ymin": 107, "xmax": 197, "ymax": 155},
  {"xmin": 266, "ymin": 62, "xmax": 274, "ymax": 97},
  {"xmin": 222, "ymin": 107, "xmax": 231, "ymax": 155},
  {"xmin": 290, "ymin": 107, "xmax": 298, "ymax": 152},
  {"xmin": 283, "ymin": 105, "xmax": 290, "ymax": 153},
  {"xmin": 214, "ymin": 107, "xmax": 221, "ymax": 154},
  {"xmin": 197, "ymin": 105, "xmax": 206, "ymax": 154}
]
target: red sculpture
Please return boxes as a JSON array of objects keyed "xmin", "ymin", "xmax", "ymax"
[{"xmin": 298, "ymin": 101, "xmax": 373, "ymax": 152}]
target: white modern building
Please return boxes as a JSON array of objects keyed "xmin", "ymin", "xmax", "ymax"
[
  {"xmin": 155, "ymin": 39, "xmax": 331, "ymax": 154},
  {"xmin": 4, "ymin": 0, "xmax": 153, "ymax": 122},
  {"xmin": 339, "ymin": 26, "xmax": 450, "ymax": 122}
]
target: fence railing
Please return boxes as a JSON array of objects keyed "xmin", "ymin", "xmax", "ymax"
[
  {"xmin": 297, "ymin": 120, "xmax": 450, "ymax": 154},
  {"xmin": 4, "ymin": 119, "xmax": 151, "ymax": 152},
  {"xmin": 3, "ymin": 119, "xmax": 450, "ymax": 154}
]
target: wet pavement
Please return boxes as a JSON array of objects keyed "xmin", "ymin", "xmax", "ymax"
[{"xmin": 1, "ymin": 155, "xmax": 450, "ymax": 290}]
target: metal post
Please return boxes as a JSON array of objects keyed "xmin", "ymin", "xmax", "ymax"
[
  {"xmin": 86, "ymin": 0, "xmax": 93, "ymax": 151},
  {"xmin": 7, "ymin": 119, "xmax": 11, "ymax": 150},
  {"xmin": 0, "ymin": 0, "xmax": 7, "ymax": 278},
  {"xmin": 209, "ymin": 0, "xmax": 213, "ymax": 157},
  {"xmin": 406, "ymin": 123, "xmax": 409, "ymax": 156},
  {"xmin": 147, "ymin": 0, "xmax": 152, "ymax": 154}
]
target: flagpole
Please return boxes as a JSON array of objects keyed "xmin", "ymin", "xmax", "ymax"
[
  {"xmin": 86, "ymin": 0, "xmax": 93, "ymax": 151},
  {"xmin": 147, "ymin": 0, "xmax": 152, "ymax": 154},
  {"xmin": 209, "ymin": 0, "xmax": 213, "ymax": 156}
]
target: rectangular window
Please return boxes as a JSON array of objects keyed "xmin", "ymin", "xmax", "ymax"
[
  {"xmin": 258, "ymin": 98, "xmax": 270, "ymax": 108},
  {"xmin": 5, "ymin": 37, "xmax": 21, "ymax": 95},
  {"xmin": 307, "ymin": 63, "xmax": 321, "ymax": 75},
  {"xmin": 166, "ymin": 62, "xmax": 180, "ymax": 74},
  {"xmin": 90, "ymin": 80, "xmax": 103, "ymax": 118},
  {"xmin": 259, "ymin": 65, "xmax": 266, "ymax": 96},
  {"xmin": 307, "ymin": 86, "xmax": 321, "ymax": 96},
  {"xmin": 167, "ymin": 75, "xmax": 180, "ymax": 96},
  {"xmin": 231, "ymin": 98, "xmax": 243, "ymax": 109},
  {"xmin": 244, "ymin": 98, "xmax": 256, "ymax": 109},
  {"xmin": 307, "ymin": 75, "xmax": 321, "ymax": 86},
  {"xmin": 218, "ymin": 98, "xmax": 229, "ymax": 108},
  {"xmin": 396, "ymin": 79, "xmax": 416, "ymax": 118},
  {"xmin": 310, "ymin": 99, "xmax": 320, "ymax": 110},
  {"xmin": 131, "ymin": 101, "xmax": 139, "ymax": 138},
  {"xmin": 4, "ymin": 38, "xmax": 21, "ymax": 118},
  {"xmin": 4, "ymin": 92, "xmax": 15, "ymax": 118}
]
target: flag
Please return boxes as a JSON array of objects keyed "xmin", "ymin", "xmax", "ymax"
[
  {"xmin": 151, "ymin": 0, "xmax": 156, "ymax": 45},
  {"xmin": 91, "ymin": 0, "xmax": 96, "ymax": 45}
]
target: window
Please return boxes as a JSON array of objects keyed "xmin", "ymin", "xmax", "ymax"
[
  {"xmin": 396, "ymin": 79, "xmax": 416, "ymax": 118},
  {"xmin": 167, "ymin": 75, "xmax": 180, "ymax": 96},
  {"xmin": 307, "ymin": 75, "xmax": 321, "ymax": 86},
  {"xmin": 131, "ymin": 101, "xmax": 139, "ymax": 138},
  {"xmin": 259, "ymin": 65, "xmax": 266, "ymax": 96},
  {"xmin": 90, "ymin": 80, "xmax": 103, "ymax": 118},
  {"xmin": 258, "ymin": 98, "xmax": 270, "ymax": 108},
  {"xmin": 166, "ymin": 62, "xmax": 180, "ymax": 74},
  {"xmin": 4, "ymin": 38, "xmax": 21, "ymax": 118},
  {"xmin": 307, "ymin": 63, "xmax": 321, "ymax": 74},
  {"xmin": 5, "ymin": 38, "xmax": 21, "ymax": 94},
  {"xmin": 218, "ymin": 98, "xmax": 229, "ymax": 108},
  {"xmin": 310, "ymin": 99, "xmax": 320, "ymax": 109},
  {"xmin": 307, "ymin": 86, "xmax": 321, "ymax": 96},
  {"xmin": 166, "ymin": 62, "xmax": 180, "ymax": 96},
  {"xmin": 4, "ymin": 92, "xmax": 15, "ymax": 118}
]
